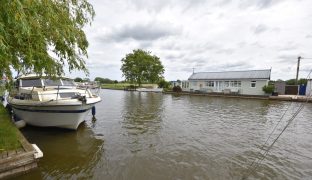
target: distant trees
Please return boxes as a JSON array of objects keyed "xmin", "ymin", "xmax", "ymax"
[
  {"xmin": 74, "ymin": 77, "xmax": 83, "ymax": 82},
  {"xmin": 74, "ymin": 77, "xmax": 118, "ymax": 84},
  {"xmin": 269, "ymin": 78, "xmax": 308, "ymax": 86},
  {"xmin": 121, "ymin": 49, "xmax": 164, "ymax": 87},
  {"xmin": 94, "ymin": 77, "xmax": 117, "ymax": 84},
  {"xmin": 286, "ymin": 79, "xmax": 307, "ymax": 85}
]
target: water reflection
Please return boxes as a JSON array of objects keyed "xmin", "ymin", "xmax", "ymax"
[
  {"xmin": 19, "ymin": 123, "xmax": 104, "ymax": 179},
  {"xmin": 121, "ymin": 92, "xmax": 163, "ymax": 135}
]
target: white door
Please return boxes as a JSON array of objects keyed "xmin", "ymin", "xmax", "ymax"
[{"xmin": 216, "ymin": 81, "xmax": 223, "ymax": 92}]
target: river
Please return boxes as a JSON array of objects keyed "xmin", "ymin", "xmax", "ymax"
[{"xmin": 18, "ymin": 89, "xmax": 312, "ymax": 179}]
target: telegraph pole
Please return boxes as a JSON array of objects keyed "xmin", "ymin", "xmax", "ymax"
[{"xmin": 295, "ymin": 56, "xmax": 301, "ymax": 85}]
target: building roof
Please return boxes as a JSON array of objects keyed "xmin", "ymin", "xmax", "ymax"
[{"xmin": 188, "ymin": 69, "xmax": 271, "ymax": 80}]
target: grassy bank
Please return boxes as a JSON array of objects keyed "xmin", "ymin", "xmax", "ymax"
[
  {"xmin": 101, "ymin": 83, "xmax": 157, "ymax": 90},
  {"xmin": 0, "ymin": 105, "xmax": 21, "ymax": 151}
]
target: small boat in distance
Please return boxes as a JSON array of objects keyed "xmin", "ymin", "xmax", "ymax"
[{"xmin": 7, "ymin": 74, "xmax": 101, "ymax": 130}]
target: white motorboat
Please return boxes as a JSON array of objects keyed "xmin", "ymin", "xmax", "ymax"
[{"xmin": 7, "ymin": 74, "xmax": 101, "ymax": 130}]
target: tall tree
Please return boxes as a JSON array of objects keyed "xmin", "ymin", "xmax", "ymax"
[
  {"xmin": 121, "ymin": 49, "xmax": 164, "ymax": 86},
  {"xmin": 0, "ymin": 0, "xmax": 95, "ymax": 79}
]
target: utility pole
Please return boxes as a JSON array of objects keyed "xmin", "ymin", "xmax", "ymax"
[{"xmin": 295, "ymin": 56, "xmax": 301, "ymax": 85}]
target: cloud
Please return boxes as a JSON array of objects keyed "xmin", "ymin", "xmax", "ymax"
[
  {"xmin": 103, "ymin": 22, "xmax": 180, "ymax": 42},
  {"xmin": 253, "ymin": 24, "xmax": 268, "ymax": 34},
  {"xmin": 79, "ymin": 0, "xmax": 312, "ymax": 81},
  {"xmin": 239, "ymin": 0, "xmax": 284, "ymax": 9},
  {"xmin": 306, "ymin": 34, "xmax": 312, "ymax": 38}
]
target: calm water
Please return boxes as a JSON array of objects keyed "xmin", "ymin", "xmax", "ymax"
[{"xmin": 17, "ymin": 89, "xmax": 312, "ymax": 180}]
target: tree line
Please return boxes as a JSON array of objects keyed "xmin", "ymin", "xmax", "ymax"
[{"xmin": 74, "ymin": 77, "xmax": 118, "ymax": 84}]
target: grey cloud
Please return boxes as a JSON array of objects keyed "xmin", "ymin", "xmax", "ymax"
[
  {"xmin": 86, "ymin": 63, "xmax": 119, "ymax": 69},
  {"xmin": 251, "ymin": 42, "xmax": 264, "ymax": 48},
  {"xmin": 213, "ymin": 61, "xmax": 253, "ymax": 71},
  {"xmin": 239, "ymin": 0, "xmax": 284, "ymax": 9},
  {"xmin": 253, "ymin": 24, "xmax": 268, "ymax": 34},
  {"xmin": 215, "ymin": 48, "xmax": 235, "ymax": 55},
  {"xmin": 129, "ymin": 0, "xmax": 207, "ymax": 12},
  {"xmin": 277, "ymin": 54, "xmax": 298, "ymax": 63},
  {"xmin": 164, "ymin": 53, "xmax": 186, "ymax": 61},
  {"xmin": 106, "ymin": 22, "xmax": 179, "ymax": 42},
  {"xmin": 306, "ymin": 35, "xmax": 312, "ymax": 38}
]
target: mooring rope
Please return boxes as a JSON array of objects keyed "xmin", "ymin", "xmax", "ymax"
[{"xmin": 243, "ymin": 69, "xmax": 312, "ymax": 179}]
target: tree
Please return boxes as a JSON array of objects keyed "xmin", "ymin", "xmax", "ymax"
[
  {"xmin": 0, "ymin": 0, "xmax": 95, "ymax": 80},
  {"xmin": 158, "ymin": 79, "xmax": 170, "ymax": 88},
  {"xmin": 121, "ymin": 49, "xmax": 164, "ymax": 86},
  {"xmin": 74, "ymin": 77, "xmax": 83, "ymax": 82},
  {"xmin": 94, "ymin": 77, "xmax": 114, "ymax": 84},
  {"xmin": 286, "ymin": 78, "xmax": 307, "ymax": 85}
]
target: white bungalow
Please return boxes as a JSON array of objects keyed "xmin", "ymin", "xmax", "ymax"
[{"xmin": 186, "ymin": 69, "xmax": 271, "ymax": 95}]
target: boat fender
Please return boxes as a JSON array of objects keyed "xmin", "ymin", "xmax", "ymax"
[
  {"xmin": 13, "ymin": 114, "xmax": 26, "ymax": 129},
  {"xmin": 92, "ymin": 106, "xmax": 96, "ymax": 116},
  {"xmin": 14, "ymin": 120, "xmax": 26, "ymax": 129}
]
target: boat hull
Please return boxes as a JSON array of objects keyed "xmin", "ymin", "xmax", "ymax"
[{"xmin": 10, "ymin": 104, "xmax": 95, "ymax": 130}]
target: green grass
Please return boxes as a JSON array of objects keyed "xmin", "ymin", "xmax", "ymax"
[
  {"xmin": 0, "ymin": 105, "xmax": 21, "ymax": 151},
  {"xmin": 101, "ymin": 83, "xmax": 157, "ymax": 90}
]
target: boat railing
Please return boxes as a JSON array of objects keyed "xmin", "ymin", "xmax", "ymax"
[{"xmin": 11, "ymin": 85, "xmax": 90, "ymax": 101}]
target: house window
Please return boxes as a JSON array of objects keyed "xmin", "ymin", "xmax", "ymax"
[
  {"xmin": 224, "ymin": 81, "xmax": 229, "ymax": 87},
  {"xmin": 192, "ymin": 81, "xmax": 197, "ymax": 86},
  {"xmin": 251, "ymin": 81, "xmax": 256, "ymax": 88},
  {"xmin": 206, "ymin": 81, "xmax": 214, "ymax": 87}
]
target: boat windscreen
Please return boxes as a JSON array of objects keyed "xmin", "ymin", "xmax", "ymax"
[
  {"xmin": 44, "ymin": 79, "xmax": 62, "ymax": 86},
  {"xmin": 62, "ymin": 79, "xmax": 75, "ymax": 86},
  {"xmin": 21, "ymin": 79, "xmax": 42, "ymax": 87}
]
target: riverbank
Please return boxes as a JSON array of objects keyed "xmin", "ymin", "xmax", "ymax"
[
  {"xmin": 0, "ymin": 104, "xmax": 43, "ymax": 178},
  {"xmin": 101, "ymin": 83, "xmax": 157, "ymax": 90},
  {"xmin": 0, "ymin": 105, "xmax": 20, "ymax": 151},
  {"xmin": 163, "ymin": 91, "xmax": 312, "ymax": 102}
]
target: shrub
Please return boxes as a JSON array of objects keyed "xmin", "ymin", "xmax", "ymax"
[
  {"xmin": 158, "ymin": 79, "xmax": 170, "ymax": 88},
  {"xmin": 262, "ymin": 85, "xmax": 275, "ymax": 94},
  {"xmin": 172, "ymin": 85, "xmax": 182, "ymax": 92}
]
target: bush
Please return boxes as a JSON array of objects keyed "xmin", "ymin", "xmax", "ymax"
[
  {"xmin": 158, "ymin": 79, "xmax": 170, "ymax": 88},
  {"xmin": 172, "ymin": 85, "xmax": 182, "ymax": 92},
  {"xmin": 262, "ymin": 85, "xmax": 274, "ymax": 94}
]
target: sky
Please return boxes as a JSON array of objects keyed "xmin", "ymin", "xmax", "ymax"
[{"xmin": 70, "ymin": 0, "xmax": 312, "ymax": 81}]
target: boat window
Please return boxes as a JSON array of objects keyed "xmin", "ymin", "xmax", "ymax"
[
  {"xmin": 21, "ymin": 79, "xmax": 42, "ymax": 87},
  {"xmin": 44, "ymin": 79, "xmax": 62, "ymax": 86},
  {"xmin": 62, "ymin": 79, "xmax": 75, "ymax": 86},
  {"xmin": 59, "ymin": 92, "xmax": 77, "ymax": 98}
]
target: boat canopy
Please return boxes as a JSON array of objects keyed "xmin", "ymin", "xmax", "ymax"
[{"xmin": 19, "ymin": 78, "xmax": 75, "ymax": 87}]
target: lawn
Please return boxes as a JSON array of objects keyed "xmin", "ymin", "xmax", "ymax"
[{"xmin": 0, "ymin": 104, "xmax": 21, "ymax": 151}]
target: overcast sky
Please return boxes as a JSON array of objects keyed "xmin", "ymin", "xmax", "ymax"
[{"xmin": 71, "ymin": 0, "xmax": 312, "ymax": 81}]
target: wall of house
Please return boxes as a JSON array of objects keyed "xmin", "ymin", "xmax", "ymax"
[
  {"xmin": 240, "ymin": 80, "xmax": 268, "ymax": 95},
  {"xmin": 187, "ymin": 79, "xmax": 268, "ymax": 95}
]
